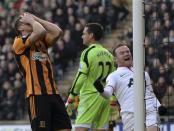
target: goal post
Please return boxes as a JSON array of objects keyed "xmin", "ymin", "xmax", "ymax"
[{"xmin": 133, "ymin": 0, "xmax": 145, "ymax": 131}]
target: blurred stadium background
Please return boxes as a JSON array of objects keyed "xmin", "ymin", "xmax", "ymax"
[{"xmin": 0, "ymin": 0, "xmax": 173, "ymax": 130}]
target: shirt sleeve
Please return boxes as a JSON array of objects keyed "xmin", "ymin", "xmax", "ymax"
[
  {"xmin": 106, "ymin": 73, "xmax": 117, "ymax": 92},
  {"xmin": 100, "ymin": 73, "xmax": 117, "ymax": 99},
  {"xmin": 145, "ymin": 72, "xmax": 153, "ymax": 92},
  {"xmin": 145, "ymin": 72, "xmax": 161, "ymax": 108},
  {"xmin": 101, "ymin": 86, "xmax": 113, "ymax": 99},
  {"xmin": 69, "ymin": 51, "xmax": 89, "ymax": 95},
  {"xmin": 69, "ymin": 71, "xmax": 87, "ymax": 95}
]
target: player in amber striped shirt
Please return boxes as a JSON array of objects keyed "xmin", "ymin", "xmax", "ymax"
[{"xmin": 13, "ymin": 12, "xmax": 71, "ymax": 131}]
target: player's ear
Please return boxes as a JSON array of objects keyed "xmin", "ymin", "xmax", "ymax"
[{"xmin": 90, "ymin": 33, "xmax": 94, "ymax": 39}]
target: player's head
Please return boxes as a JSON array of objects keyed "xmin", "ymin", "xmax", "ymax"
[
  {"xmin": 82, "ymin": 23, "xmax": 104, "ymax": 45},
  {"xmin": 14, "ymin": 16, "xmax": 32, "ymax": 37},
  {"xmin": 14, "ymin": 17, "xmax": 22, "ymax": 36},
  {"xmin": 113, "ymin": 41, "xmax": 132, "ymax": 67}
]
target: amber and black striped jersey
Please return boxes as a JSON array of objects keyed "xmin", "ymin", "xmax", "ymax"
[{"xmin": 13, "ymin": 36, "xmax": 59, "ymax": 97}]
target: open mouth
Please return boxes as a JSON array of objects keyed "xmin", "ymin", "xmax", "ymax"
[{"xmin": 124, "ymin": 58, "xmax": 130, "ymax": 61}]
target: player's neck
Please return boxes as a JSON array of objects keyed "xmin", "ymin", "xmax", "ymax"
[
  {"xmin": 89, "ymin": 39, "xmax": 98, "ymax": 44},
  {"xmin": 118, "ymin": 66, "xmax": 133, "ymax": 70}
]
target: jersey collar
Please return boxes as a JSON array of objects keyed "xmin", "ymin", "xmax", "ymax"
[
  {"xmin": 89, "ymin": 43, "xmax": 102, "ymax": 48},
  {"xmin": 118, "ymin": 66, "xmax": 133, "ymax": 72}
]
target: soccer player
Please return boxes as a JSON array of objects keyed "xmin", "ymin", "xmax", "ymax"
[
  {"xmin": 95, "ymin": 42, "xmax": 161, "ymax": 131},
  {"xmin": 13, "ymin": 13, "xmax": 72, "ymax": 131},
  {"xmin": 66, "ymin": 23, "xmax": 115, "ymax": 131}
]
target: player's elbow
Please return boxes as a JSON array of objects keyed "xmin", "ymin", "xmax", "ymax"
[
  {"xmin": 37, "ymin": 28, "xmax": 46, "ymax": 39},
  {"xmin": 55, "ymin": 28, "xmax": 63, "ymax": 40},
  {"xmin": 30, "ymin": 28, "xmax": 46, "ymax": 43},
  {"xmin": 40, "ymin": 28, "xmax": 47, "ymax": 38},
  {"xmin": 32, "ymin": 21, "xmax": 46, "ymax": 39}
]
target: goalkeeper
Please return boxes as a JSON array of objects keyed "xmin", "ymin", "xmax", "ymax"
[
  {"xmin": 94, "ymin": 42, "xmax": 161, "ymax": 131},
  {"xmin": 66, "ymin": 23, "xmax": 115, "ymax": 131}
]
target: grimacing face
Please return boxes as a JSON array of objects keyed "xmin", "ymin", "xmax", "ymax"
[
  {"xmin": 115, "ymin": 45, "xmax": 133, "ymax": 67},
  {"xmin": 17, "ymin": 22, "xmax": 33, "ymax": 36}
]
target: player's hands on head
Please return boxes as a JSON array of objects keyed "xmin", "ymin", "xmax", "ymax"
[
  {"xmin": 19, "ymin": 13, "xmax": 35, "ymax": 24},
  {"xmin": 25, "ymin": 12, "xmax": 36, "ymax": 19},
  {"xmin": 94, "ymin": 79, "xmax": 104, "ymax": 93}
]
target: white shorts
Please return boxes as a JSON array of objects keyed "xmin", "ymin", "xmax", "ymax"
[{"xmin": 121, "ymin": 111, "xmax": 160, "ymax": 131}]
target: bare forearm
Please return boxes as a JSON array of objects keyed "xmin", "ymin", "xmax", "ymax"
[
  {"xmin": 34, "ymin": 16, "xmax": 62, "ymax": 35},
  {"xmin": 30, "ymin": 21, "xmax": 46, "ymax": 43},
  {"xmin": 31, "ymin": 21, "xmax": 46, "ymax": 34},
  {"xmin": 19, "ymin": 13, "xmax": 46, "ymax": 43},
  {"xmin": 32, "ymin": 15, "xmax": 62, "ymax": 45}
]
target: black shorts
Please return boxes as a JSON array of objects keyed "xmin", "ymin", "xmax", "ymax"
[{"xmin": 26, "ymin": 94, "xmax": 72, "ymax": 131}]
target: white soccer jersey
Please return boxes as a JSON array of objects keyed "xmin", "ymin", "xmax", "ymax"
[{"xmin": 105, "ymin": 67, "xmax": 160, "ymax": 113}]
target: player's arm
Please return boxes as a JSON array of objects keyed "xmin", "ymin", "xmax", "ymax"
[
  {"xmin": 70, "ymin": 72, "xmax": 87, "ymax": 95},
  {"xmin": 145, "ymin": 72, "xmax": 161, "ymax": 107},
  {"xmin": 20, "ymin": 13, "xmax": 46, "ymax": 44},
  {"xmin": 65, "ymin": 70, "xmax": 87, "ymax": 114},
  {"xmin": 67, "ymin": 51, "xmax": 89, "ymax": 102},
  {"xmin": 95, "ymin": 72, "xmax": 116, "ymax": 99},
  {"xmin": 30, "ymin": 13, "xmax": 63, "ymax": 46},
  {"xmin": 67, "ymin": 67, "xmax": 88, "ymax": 103},
  {"xmin": 94, "ymin": 80, "xmax": 113, "ymax": 99}
]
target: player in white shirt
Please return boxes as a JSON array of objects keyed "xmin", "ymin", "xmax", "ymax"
[{"xmin": 94, "ymin": 42, "xmax": 160, "ymax": 131}]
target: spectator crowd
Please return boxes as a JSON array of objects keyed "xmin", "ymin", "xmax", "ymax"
[{"xmin": 144, "ymin": 0, "xmax": 174, "ymax": 122}]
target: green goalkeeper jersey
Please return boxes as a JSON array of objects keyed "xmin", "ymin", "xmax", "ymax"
[{"xmin": 70, "ymin": 43, "xmax": 115, "ymax": 97}]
